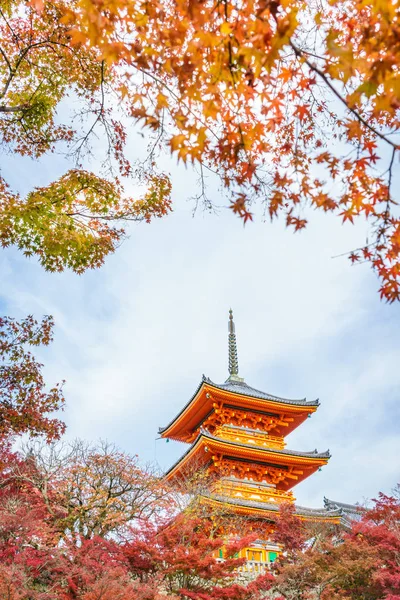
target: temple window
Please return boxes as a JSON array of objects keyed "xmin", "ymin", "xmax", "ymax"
[{"xmin": 269, "ymin": 551, "xmax": 277, "ymax": 563}]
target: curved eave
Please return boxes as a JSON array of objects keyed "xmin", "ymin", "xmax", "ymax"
[
  {"xmin": 164, "ymin": 432, "xmax": 330, "ymax": 488},
  {"xmin": 201, "ymin": 495, "xmax": 342, "ymax": 524},
  {"xmin": 202, "ymin": 431, "xmax": 331, "ymax": 460},
  {"xmin": 205, "ymin": 378, "xmax": 315, "ymax": 405},
  {"xmin": 159, "ymin": 377, "xmax": 319, "ymax": 441}
]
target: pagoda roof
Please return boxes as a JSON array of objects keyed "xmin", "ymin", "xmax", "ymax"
[
  {"xmin": 324, "ymin": 497, "xmax": 364, "ymax": 519},
  {"xmin": 201, "ymin": 492, "xmax": 344, "ymax": 523},
  {"xmin": 159, "ymin": 376, "xmax": 319, "ymax": 441},
  {"xmin": 164, "ymin": 431, "xmax": 330, "ymax": 489},
  {"xmin": 204, "ymin": 377, "xmax": 317, "ymax": 406},
  {"xmin": 199, "ymin": 430, "xmax": 330, "ymax": 459}
]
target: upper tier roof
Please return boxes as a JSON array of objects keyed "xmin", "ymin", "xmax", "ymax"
[
  {"xmin": 159, "ymin": 375, "xmax": 319, "ymax": 441},
  {"xmin": 204, "ymin": 377, "xmax": 319, "ymax": 406}
]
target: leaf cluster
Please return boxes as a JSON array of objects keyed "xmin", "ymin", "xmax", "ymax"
[
  {"xmin": 0, "ymin": 0, "xmax": 172, "ymax": 272},
  {"xmin": 56, "ymin": 0, "xmax": 400, "ymax": 299},
  {"xmin": 0, "ymin": 315, "xmax": 65, "ymax": 441}
]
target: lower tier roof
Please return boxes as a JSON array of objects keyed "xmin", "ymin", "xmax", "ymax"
[{"xmin": 201, "ymin": 492, "xmax": 351, "ymax": 525}]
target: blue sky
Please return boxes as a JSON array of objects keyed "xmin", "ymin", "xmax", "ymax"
[{"xmin": 1, "ymin": 140, "xmax": 400, "ymax": 511}]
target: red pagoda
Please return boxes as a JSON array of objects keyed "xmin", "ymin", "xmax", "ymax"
[{"xmin": 159, "ymin": 311, "xmax": 351, "ymax": 570}]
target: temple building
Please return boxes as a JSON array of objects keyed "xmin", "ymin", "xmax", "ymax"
[{"xmin": 159, "ymin": 311, "xmax": 358, "ymax": 571}]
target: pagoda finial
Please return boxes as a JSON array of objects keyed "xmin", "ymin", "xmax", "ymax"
[{"xmin": 227, "ymin": 309, "xmax": 244, "ymax": 383}]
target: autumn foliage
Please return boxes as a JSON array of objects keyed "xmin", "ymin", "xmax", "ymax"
[
  {"xmin": 272, "ymin": 491, "xmax": 400, "ymax": 600},
  {"xmin": 0, "ymin": 0, "xmax": 172, "ymax": 273},
  {"xmin": 0, "ymin": 315, "xmax": 65, "ymax": 441},
  {"xmin": 0, "ymin": 0, "xmax": 399, "ymax": 298},
  {"xmin": 0, "ymin": 440, "xmax": 274, "ymax": 599},
  {"xmin": 0, "ymin": 430, "xmax": 399, "ymax": 600},
  {"xmin": 0, "ymin": 314, "xmax": 399, "ymax": 597}
]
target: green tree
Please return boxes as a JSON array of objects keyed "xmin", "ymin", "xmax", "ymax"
[{"xmin": 0, "ymin": 0, "xmax": 171, "ymax": 273}]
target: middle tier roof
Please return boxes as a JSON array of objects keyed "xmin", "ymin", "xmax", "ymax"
[{"xmin": 164, "ymin": 431, "xmax": 330, "ymax": 490}]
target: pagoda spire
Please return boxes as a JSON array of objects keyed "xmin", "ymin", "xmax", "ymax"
[{"xmin": 227, "ymin": 309, "xmax": 244, "ymax": 383}]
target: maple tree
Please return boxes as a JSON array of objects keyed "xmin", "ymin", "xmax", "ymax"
[
  {"xmin": 0, "ymin": 442, "xmax": 274, "ymax": 600},
  {"xmin": 55, "ymin": 440, "xmax": 170, "ymax": 540},
  {"xmin": 270, "ymin": 489, "xmax": 400, "ymax": 600},
  {"xmin": 14, "ymin": 439, "xmax": 170, "ymax": 541},
  {"xmin": 271, "ymin": 502, "xmax": 306, "ymax": 560},
  {"xmin": 0, "ymin": 443, "xmax": 53, "ymax": 597},
  {"xmin": 123, "ymin": 512, "xmax": 273, "ymax": 600},
  {"xmin": 353, "ymin": 487, "xmax": 400, "ymax": 599},
  {"xmin": 0, "ymin": 314, "xmax": 65, "ymax": 442},
  {"xmin": 273, "ymin": 526, "xmax": 381, "ymax": 600},
  {"xmin": 0, "ymin": 443, "xmax": 137, "ymax": 599},
  {"xmin": 0, "ymin": 0, "xmax": 172, "ymax": 273},
  {"xmin": 1, "ymin": 0, "xmax": 399, "ymax": 298},
  {"xmin": 0, "ymin": 170, "xmax": 172, "ymax": 273}
]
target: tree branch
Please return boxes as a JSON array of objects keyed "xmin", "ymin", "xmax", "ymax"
[
  {"xmin": 290, "ymin": 40, "xmax": 399, "ymax": 150},
  {"xmin": 0, "ymin": 104, "xmax": 27, "ymax": 112}
]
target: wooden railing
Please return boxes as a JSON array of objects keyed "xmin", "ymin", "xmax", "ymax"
[
  {"xmin": 237, "ymin": 560, "xmax": 272, "ymax": 575},
  {"xmin": 213, "ymin": 480, "xmax": 294, "ymax": 504},
  {"xmin": 214, "ymin": 426, "xmax": 285, "ymax": 450}
]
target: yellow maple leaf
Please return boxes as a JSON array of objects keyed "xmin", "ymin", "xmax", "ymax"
[{"xmin": 220, "ymin": 22, "xmax": 233, "ymax": 35}]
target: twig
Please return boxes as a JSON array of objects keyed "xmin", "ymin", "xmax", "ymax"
[{"xmin": 290, "ymin": 40, "xmax": 399, "ymax": 150}]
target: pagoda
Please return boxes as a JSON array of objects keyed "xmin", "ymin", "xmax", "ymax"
[{"xmin": 159, "ymin": 311, "xmax": 345, "ymax": 569}]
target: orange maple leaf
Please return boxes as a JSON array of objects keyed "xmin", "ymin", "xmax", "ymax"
[{"xmin": 294, "ymin": 104, "xmax": 310, "ymax": 121}]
